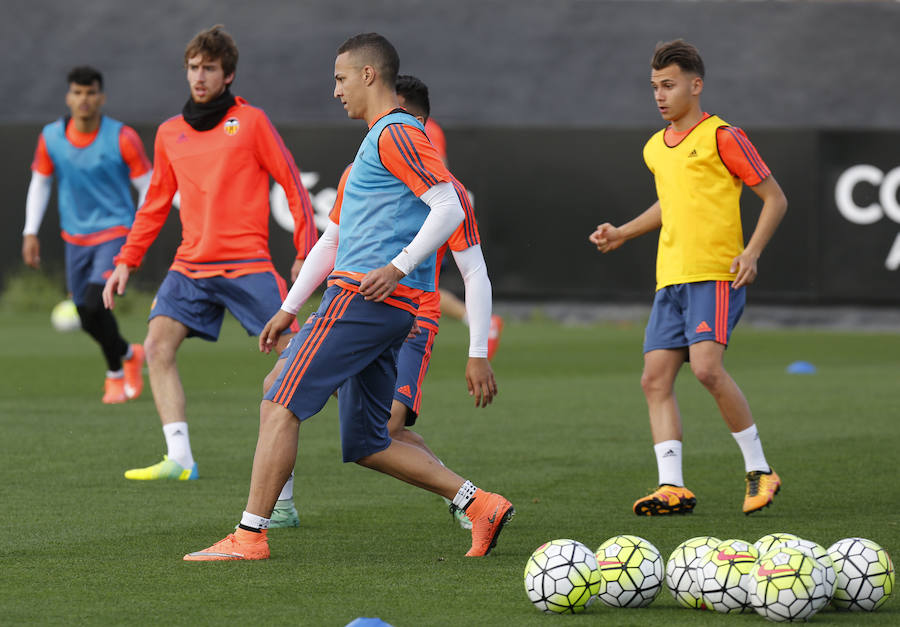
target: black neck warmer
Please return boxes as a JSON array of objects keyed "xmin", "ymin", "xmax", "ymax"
[{"xmin": 182, "ymin": 88, "xmax": 237, "ymax": 131}]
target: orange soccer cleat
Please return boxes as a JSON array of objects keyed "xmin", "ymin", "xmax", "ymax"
[
  {"xmin": 743, "ymin": 468, "xmax": 781, "ymax": 515},
  {"xmin": 123, "ymin": 343, "xmax": 145, "ymax": 400},
  {"xmin": 183, "ymin": 528, "xmax": 270, "ymax": 561},
  {"xmin": 102, "ymin": 376, "xmax": 127, "ymax": 404},
  {"xmin": 464, "ymin": 489, "xmax": 515, "ymax": 557},
  {"xmin": 633, "ymin": 485, "xmax": 696, "ymax": 516}
]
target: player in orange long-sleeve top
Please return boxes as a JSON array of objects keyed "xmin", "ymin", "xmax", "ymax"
[
  {"xmin": 103, "ymin": 26, "xmax": 316, "ymax": 509},
  {"xmin": 23, "ymin": 65, "xmax": 152, "ymax": 405}
]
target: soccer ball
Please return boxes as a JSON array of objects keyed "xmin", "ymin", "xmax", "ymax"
[
  {"xmin": 828, "ymin": 537, "xmax": 895, "ymax": 611},
  {"xmin": 51, "ymin": 299, "xmax": 80, "ymax": 332},
  {"xmin": 523, "ymin": 539, "xmax": 600, "ymax": 613},
  {"xmin": 777, "ymin": 538, "xmax": 837, "ymax": 599},
  {"xmin": 594, "ymin": 534, "xmax": 663, "ymax": 608},
  {"xmin": 665, "ymin": 536, "xmax": 721, "ymax": 609},
  {"xmin": 749, "ymin": 546, "xmax": 829, "ymax": 622},
  {"xmin": 754, "ymin": 532, "xmax": 800, "ymax": 555},
  {"xmin": 694, "ymin": 538, "xmax": 758, "ymax": 613}
]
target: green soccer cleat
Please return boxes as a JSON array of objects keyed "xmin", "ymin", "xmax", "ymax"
[
  {"xmin": 124, "ymin": 455, "xmax": 198, "ymax": 480},
  {"xmin": 269, "ymin": 499, "xmax": 300, "ymax": 528},
  {"xmin": 445, "ymin": 497, "xmax": 473, "ymax": 530}
]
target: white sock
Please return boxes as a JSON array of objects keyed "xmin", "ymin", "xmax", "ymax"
[
  {"xmin": 654, "ymin": 440, "xmax": 684, "ymax": 487},
  {"xmin": 732, "ymin": 424, "xmax": 769, "ymax": 473},
  {"xmin": 278, "ymin": 472, "xmax": 294, "ymax": 501},
  {"xmin": 162, "ymin": 421, "xmax": 194, "ymax": 470},
  {"xmin": 106, "ymin": 369, "xmax": 124, "ymax": 379},
  {"xmin": 451, "ymin": 480, "xmax": 477, "ymax": 510},
  {"xmin": 240, "ymin": 510, "xmax": 269, "ymax": 531}
]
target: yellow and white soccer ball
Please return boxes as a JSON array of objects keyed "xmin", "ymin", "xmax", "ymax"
[
  {"xmin": 749, "ymin": 546, "xmax": 829, "ymax": 622},
  {"xmin": 594, "ymin": 534, "xmax": 663, "ymax": 608},
  {"xmin": 694, "ymin": 538, "xmax": 758, "ymax": 613},
  {"xmin": 828, "ymin": 537, "xmax": 894, "ymax": 611},
  {"xmin": 666, "ymin": 536, "xmax": 721, "ymax": 609},
  {"xmin": 754, "ymin": 532, "xmax": 800, "ymax": 555},
  {"xmin": 777, "ymin": 538, "xmax": 838, "ymax": 599},
  {"xmin": 50, "ymin": 299, "xmax": 80, "ymax": 332},
  {"xmin": 523, "ymin": 539, "xmax": 600, "ymax": 613}
]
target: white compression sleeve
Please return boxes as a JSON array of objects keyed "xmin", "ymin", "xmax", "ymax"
[
  {"xmin": 23, "ymin": 172, "xmax": 52, "ymax": 235},
  {"xmin": 131, "ymin": 171, "xmax": 152, "ymax": 209},
  {"xmin": 391, "ymin": 182, "xmax": 464, "ymax": 275},
  {"xmin": 452, "ymin": 245, "xmax": 492, "ymax": 358},
  {"xmin": 281, "ymin": 220, "xmax": 339, "ymax": 314}
]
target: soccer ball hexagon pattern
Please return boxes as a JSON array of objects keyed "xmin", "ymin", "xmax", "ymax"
[
  {"xmin": 749, "ymin": 546, "xmax": 829, "ymax": 622},
  {"xmin": 665, "ymin": 535, "xmax": 721, "ymax": 609},
  {"xmin": 828, "ymin": 537, "xmax": 895, "ymax": 611},
  {"xmin": 594, "ymin": 534, "xmax": 663, "ymax": 608},
  {"xmin": 523, "ymin": 539, "xmax": 600, "ymax": 614},
  {"xmin": 694, "ymin": 538, "xmax": 758, "ymax": 613}
]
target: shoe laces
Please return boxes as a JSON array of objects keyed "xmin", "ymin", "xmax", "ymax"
[{"xmin": 745, "ymin": 471, "xmax": 763, "ymax": 496}]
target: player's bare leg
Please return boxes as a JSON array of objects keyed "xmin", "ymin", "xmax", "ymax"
[
  {"xmin": 124, "ymin": 315, "xmax": 196, "ymax": 480},
  {"xmin": 688, "ymin": 341, "xmax": 752, "ymax": 432},
  {"xmin": 244, "ymin": 401, "xmax": 300, "ymax": 518},
  {"xmin": 259, "ymin": 359, "xmax": 299, "ymax": 528},
  {"xmin": 144, "ymin": 315, "xmax": 190, "ymax": 426},
  {"xmin": 688, "ymin": 340, "xmax": 779, "ymax": 513},
  {"xmin": 387, "ymin": 401, "xmax": 441, "ymax": 463},
  {"xmin": 634, "ymin": 348, "xmax": 695, "ymax": 515}
]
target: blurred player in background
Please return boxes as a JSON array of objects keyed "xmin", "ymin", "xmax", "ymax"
[
  {"xmin": 589, "ymin": 39, "xmax": 788, "ymax": 516},
  {"xmin": 23, "ymin": 66, "xmax": 151, "ymax": 404},
  {"xmin": 184, "ymin": 33, "xmax": 513, "ymax": 561},
  {"xmin": 103, "ymin": 26, "xmax": 316, "ymax": 496},
  {"xmin": 414, "ymin": 96, "xmax": 504, "ymax": 360}
]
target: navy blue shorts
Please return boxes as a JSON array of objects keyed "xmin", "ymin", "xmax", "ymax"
[
  {"xmin": 65, "ymin": 237, "xmax": 125, "ymax": 306},
  {"xmin": 264, "ymin": 285, "xmax": 414, "ymax": 462},
  {"xmin": 393, "ymin": 322, "xmax": 438, "ymax": 424},
  {"xmin": 149, "ymin": 269, "xmax": 291, "ymax": 341},
  {"xmin": 643, "ymin": 281, "xmax": 745, "ymax": 353}
]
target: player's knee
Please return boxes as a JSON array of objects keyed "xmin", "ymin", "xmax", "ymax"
[
  {"xmin": 143, "ymin": 331, "xmax": 176, "ymax": 366},
  {"xmin": 77, "ymin": 284, "xmax": 105, "ymax": 318},
  {"xmin": 690, "ymin": 361, "xmax": 723, "ymax": 389},
  {"xmin": 640, "ymin": 368, "xmax": 671, "ymax": 398}
]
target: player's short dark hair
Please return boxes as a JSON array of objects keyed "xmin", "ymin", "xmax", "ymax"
[
  {"xmin": 396, "ymin": 75, "xmax": 430, "ymax": 120},
  {"xmin": 651, "ymin": 39, "xmax": 705, "ymax": 79},
  {"xmin": 67, "ymin": 66, "xmax": 103, "ymax": 90},
  {"xmin": 184, "ymin": 24, "xmax": 239, "ymax": 76},
  {"xmin": 337, "ymin": 33, "xmax": 399, "ymax": 87}
]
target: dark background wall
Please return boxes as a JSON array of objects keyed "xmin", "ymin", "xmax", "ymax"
[
  {"xmin": 3, "ymin": 1, "xmax": 899, "ymax": 304},
  {"xmin": 5, "ymin": 0, "xmax": 898, "ymax": 128}
]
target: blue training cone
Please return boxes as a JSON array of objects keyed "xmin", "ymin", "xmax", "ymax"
[{"xmin": 786, "ymin": 360, "xmax": 816, "ymax": 374}]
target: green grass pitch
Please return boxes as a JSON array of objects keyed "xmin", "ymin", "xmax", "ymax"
[{"xmin": 0, "ymin": 301, "xmax": 897, "ymax": 625}]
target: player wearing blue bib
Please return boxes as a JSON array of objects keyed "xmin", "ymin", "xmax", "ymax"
[
  {"xmin": 185, "ymin": 33, "xmax": 513, "ymax": 562},
  {"xmin": 23, "ymin": 66, "xmax": 152, "ymax": 404}
]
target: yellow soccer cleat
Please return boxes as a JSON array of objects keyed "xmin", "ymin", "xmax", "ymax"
[
  {"xmin": 633, "ymin": 485, "xmax": 697, "ymax": 516},
  {"xmin": 124, "ymin": 455, "xmax": 198, "ymax": 480},
  {"xmin": 743, "ymin": 468, "xmax": 781, "ymax": 514}
]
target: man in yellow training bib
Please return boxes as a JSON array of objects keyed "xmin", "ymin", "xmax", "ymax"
[{"xmin": 589, "ymin": 39, "xmax": 788, "ymax": 516}]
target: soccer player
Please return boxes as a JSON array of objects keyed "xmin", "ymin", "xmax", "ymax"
[
  {"xmin": 103, "ymin": 26, "xmax": 316, "ymax": 495},
  {"xmin": 589, "ymin": 40, "xmax": 788, "ymax": 516},
  {"xmin": 23, "ymin": 66, "xmax": 151, "ymax": 404},
  {"xmin": 184, "ymin": 33, "xmax": 513, "ymax": 561}
]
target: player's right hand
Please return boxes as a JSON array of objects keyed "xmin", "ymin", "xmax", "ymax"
[
  {"xmin": 102, "ymin": 264, "xmax": 131, "ymax": 310},
  {"xmin": 22, "ymin": 235, "xmax": 40, "ymax": 268},
  {"xmin": 259, "ymin": 309, "xmax": 296, "ymax": 354},
  {"xmin": 589, "ymin": 223, "xmax": 625, "ymax": 253}
]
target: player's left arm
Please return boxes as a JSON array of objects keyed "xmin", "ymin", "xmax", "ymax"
[
  {"xmin": 718, "ymin": 126, "xmax": 788, "ymax": 288},
  {"xmin": 731, "ymin": 176, "xmax": 788, "ymax": 288},
  {"xmin": 253, "ymin": 111, "xmax": 317, "ymax": 270},
  {"xmin": 359, "ymin": 124, "xmax": 463, "ymax": 301},
  {"xmin": 451, "ymin": 244, "xmax": 498, "ymax": 407}
]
